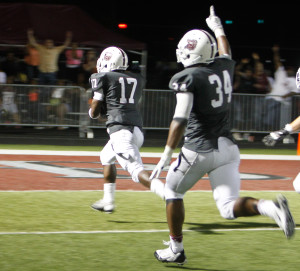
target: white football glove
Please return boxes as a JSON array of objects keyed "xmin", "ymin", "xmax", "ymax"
[
  {"xmin": 296, "ymin": 67, "xmax": 300, "ymax": 89},
  {"xmin": 206, "ymin": 5, "xmax": 225, "ymax": 38},
  {"xmin": 262, "ymin": 125, "xmax": 292, "ymax": 146},
  {"xmin": 150, "ymin": 146, "xmax": 173, "ymax": 179}
]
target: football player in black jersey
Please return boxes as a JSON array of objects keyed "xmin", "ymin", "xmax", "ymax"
[
  {"xmin": 152, "ymin": 6, "xmax": 295, "ymax": 265},
  {"xmin": 89, "ymin": 46, "xmax": 165, "ymax": 213}
]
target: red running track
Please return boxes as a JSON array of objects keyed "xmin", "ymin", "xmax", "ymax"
[{"xmin": 0, "ymin": 154, "xmax": 299, "ymax": 191}]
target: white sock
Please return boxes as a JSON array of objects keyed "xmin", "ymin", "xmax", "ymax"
[
  {"xmin": 257, "ymin": 199, "xmax": 277, "ymax": 220},
  {"xmin": 103, "ymin": 183, "xmax": 116, "ymax": 203},
  {"xmin": 170, "ymin": 235, "xmax": 183, "ymax": 253},
  {"xmin": 150, "ymin": 178, "xmax": 165, "ymax": 200}
]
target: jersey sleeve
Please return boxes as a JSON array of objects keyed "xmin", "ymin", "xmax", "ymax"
[
  {"xmin": 90, "ymin": 73, "xmax": 106, "ymax": 101},
  {"xmin": 169, "ymin": 72, "xmax": 195, "ymax": 93}
]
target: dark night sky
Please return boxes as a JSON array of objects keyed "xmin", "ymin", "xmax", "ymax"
[
  {"xmin": 3, "ymin": 1, "xmax": 300, "ymax": 76},
  {"xmin": 68, "ymin": 1, "xmax": 300, "ymax": 65}
]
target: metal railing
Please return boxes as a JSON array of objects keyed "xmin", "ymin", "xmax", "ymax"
[
  {"xmin": 1, "ymin": 84, "xmax": 299, "ymax": 137},
  {"xmin": 0, "ymin": 83, "xmax": 89, "ymax": 136}
]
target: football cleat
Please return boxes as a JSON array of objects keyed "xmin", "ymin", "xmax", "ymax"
[
  {"xmin": 91, "ymin": 199, "xmax": 115, "ymax": 213},
  {"xmin": 154, "ymin": 245, "xmax": 187, "ymax": 265},
  {"xmin": 273, "ymin": 194, "xmax": 295, "ymax": 239}
]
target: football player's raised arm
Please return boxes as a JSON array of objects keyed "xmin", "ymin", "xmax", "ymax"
[
  {"xmin": 27, "ymin": 29, "xmax": 38, "ymax": 47},
  {"xmin": 216, "ymin": 36, "xmax": 231, "ymax": 57},
  {"xmin": 206, "ymin": 5, "xmax": 231, "ymax": 57}
]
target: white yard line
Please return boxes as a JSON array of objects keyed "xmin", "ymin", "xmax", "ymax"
[
  {"xmin": 0, "ymin": 149, "xmax": 300, "ymax": 160},
  {"xmin": 0, "ymin": 228, "xmax": 299, "ymax": 235}
]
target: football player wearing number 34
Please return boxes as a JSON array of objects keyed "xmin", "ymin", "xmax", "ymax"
[
  {"xmin": 152, "ymin": 6, "xmax": 295, "ymax": 265},
  {"xmin": 88, "ymin": 46, "xmax": 165, "ymax": 213}
]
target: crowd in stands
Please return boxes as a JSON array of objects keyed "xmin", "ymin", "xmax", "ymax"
[
  {"xmin": 231, "ymin": 46, "xmax": 299, "ymax": 141},
  {"xmin": 0, "ymin": 33, "xmax": 299, "ymax": 136},
  {"xmin": 0, "ymin": 31, "xmax": 95, "ymax": 88},
  {"xmin": 0, "ymin": 30, "xmax": 98, "ymax": 126}
]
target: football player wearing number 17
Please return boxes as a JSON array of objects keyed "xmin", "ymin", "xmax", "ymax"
[
  {"xmin": 151, "ymin": 5, "xmax": 295, "ymax": 265},
  {"xmin": 88, "ymin": 46, "xmax": 165, "ymax": 213}
]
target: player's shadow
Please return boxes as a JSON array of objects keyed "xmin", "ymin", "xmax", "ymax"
[
  {"xmin": 108, "ymin": 220, "xmax": 286, "ymax": 236},
  {"xmin": 164, "ymin": 266, "xmax": 256, "ymax": 271},
  {"xmin": 108, "ymin": 220, "xmax": 166, "ymax": 225},
  {"xmin": 164, "ymin": 265, "xmax": 261, "ymax": 271},
  {"xmin": 184, "ymin": 221, "xmax": 284, "ymax": 235}
]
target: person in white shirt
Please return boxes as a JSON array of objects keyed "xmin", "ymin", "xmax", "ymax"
[
  {"xmin": 264, "ymin": 46, "xmax": 299, "ymax": 129},
  {"xmin": 263, "ymin": 67, "xmax": 300, "ymax": 192}
]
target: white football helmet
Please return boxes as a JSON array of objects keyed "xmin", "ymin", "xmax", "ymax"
[
  {"xmin": 176, "ymin": 29, "xmax": 217, "ymax": 67},
  {"xmin": 96, "ymin": 46, "xmax": 128, "ymax": 72}
]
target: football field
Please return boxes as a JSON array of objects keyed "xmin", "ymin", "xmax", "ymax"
[{"xmin": 0, "ymin": 146, "xmax": 300, "ymax": 270}]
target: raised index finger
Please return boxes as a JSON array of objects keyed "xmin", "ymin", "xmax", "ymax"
[{"xmin": 210, "ymin": 5, "xmax": 215, "ymax": 16}]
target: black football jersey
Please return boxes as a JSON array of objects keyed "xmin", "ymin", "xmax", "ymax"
[
  {"xmin": 169, "ymin": 56, "xmax": 236, "ymax": 152},
  {"xmin": 90, "ymin": 71, "xmax": 145, "ymax": 132}
]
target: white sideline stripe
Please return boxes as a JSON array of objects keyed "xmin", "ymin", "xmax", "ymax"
[
  {"xmin": 0, "ymin": 149, "xmax": 300, "ymax": 160},
  {"xmin": 0, "ymin": 190, "xmax": 296, "ymax": 193},
  {"xmin": 0, "ymin": 228, "xmax": 299, "ymax": 235}
]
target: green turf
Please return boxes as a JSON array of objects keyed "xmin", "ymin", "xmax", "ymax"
[
  {"xmin": 1, "ymin": 191, "xmax": 300, "ymax": 270},
  {"xmin": 0, "ymin": 144, "xmax": 299, "ymax": 269}
]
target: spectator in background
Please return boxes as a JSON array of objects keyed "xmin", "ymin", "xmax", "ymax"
[
  {"xmin": 24, "ymin": 44, "xmax": 40, "ymax": 81},
  {"xmin": 27, "ymin": 29, "xmax": 72, "ymax": 86},
  {"xmin": 27, "ymin": 78, "xmax": 42, "ymax": 123},
  {"xmin": 0, "ymin": 51, "xmax": 22, "ymax": 82},
  {"xmin": 234, "ymin": 58, "xmax": 256, "ymax": 94},
  {"xmin": 264, "ymin": 45, "xmax": 299, "ymax": 131},
  {"xmin": 0, "ymin": 76, "xmax": 21, "ymax": 124},
  {"xmin": 232, "ymin": 58, "xmax": 256, "ymax": 140},
  {"xmin": 82, "ymin": 49, "xmax": 97, "ymax": 82},
  {"xmin": 48, "ymin": 79, "xmax": 71, "ymax": 130},
  {"xmin": 0, "ymin": 65, "xmax": 7, "ymax": 83},
  {"xmin": 252, "ymin": 52, "xmax": 271, "ymax": 95},
  {"xmin": 65, "ymin": 42, "xmax": 83, "ymax": 84},
  {"xmin": 251, "ymin": 52, "xmax": 271, "ymax": 132}
]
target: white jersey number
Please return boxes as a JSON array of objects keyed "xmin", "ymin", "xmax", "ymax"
[
  {"xmin": 119, "ymin": 77, "xmax": 137, "ymax": 104},
  {"xmin": 209, "ymin": 70, "xmax": 232, "ymax": 108}
]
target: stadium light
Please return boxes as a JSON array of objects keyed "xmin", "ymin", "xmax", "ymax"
[{"xmin": 118, "ymin": 23, "xmax": 128, "ymax": 29}]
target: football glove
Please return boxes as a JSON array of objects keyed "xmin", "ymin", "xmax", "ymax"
[
  {"xmin": 262, "ymin": 128, "xmax": 290, "ymax": 147},
  {"xmin": 296, "ymin": 67, "xmax": 300, "ymax": 89},
  {"xmin": 150, "ymin": 146, "xmax": 173, "ymax": 179},
  {"xmin": 206, "ymin": 5, "xmax": 225, "ymax": 38}
]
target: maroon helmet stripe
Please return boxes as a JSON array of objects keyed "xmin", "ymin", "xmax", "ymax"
[
  {"xmin": 200, "ymin": 30, "xmax": 214, "ymax": 59},
  {"xmin": 117, "ymin": 47, "xmax": 126, "ymax": 66}
]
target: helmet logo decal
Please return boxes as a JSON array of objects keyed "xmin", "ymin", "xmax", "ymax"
[
  {"xmin": 185, "ymin": 39, "xmax": 197, "ymax": 51},
  {"xmin": 104, "ymin": 52, "xmax": 112, "ymax": 61}
]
